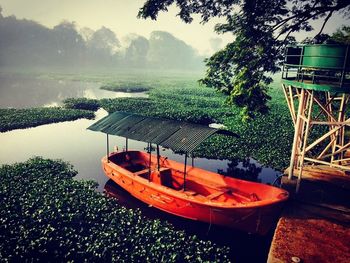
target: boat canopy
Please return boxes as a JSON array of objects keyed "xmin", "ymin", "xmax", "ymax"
[{"xmin": 87, "ymin": 111, "xmax": 238, "ymax": 153}]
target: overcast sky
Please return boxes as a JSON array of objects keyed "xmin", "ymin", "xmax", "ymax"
[{"xmin": 0, "ymin": 0, "xmax": 348, "ymax": 56}]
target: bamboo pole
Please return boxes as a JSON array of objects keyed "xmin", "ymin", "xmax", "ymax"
[
  {"xmin": 283, "ymin": 85, "xmax": 296, "ymax": 124},
  {"xmin": 288, "ymin": 88, "xmax": 306, "ymax": 180},
  {"xmin": 304, "ymin": 157, "xmax": 350, "ymax": 170},
  {"xmin": 305, "ymin": 117, "xmax": 350, "ymax": 153},
  {"xmin": 296, "ymin": 91, "xmax": 313, "ymax": 193}
]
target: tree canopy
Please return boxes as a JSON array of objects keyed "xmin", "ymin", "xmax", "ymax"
[
  {"xmin": 0, "ymin": 8, "xmax": 203, "ymax": 71},
  {"xmin": 138, "ymin": 0, "xmax": 350, "ymax": 120}
]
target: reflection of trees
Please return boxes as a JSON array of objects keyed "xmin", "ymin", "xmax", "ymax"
[{"xmin": 218, "ymin": 158, "xmax": 262, "ymax": 183}]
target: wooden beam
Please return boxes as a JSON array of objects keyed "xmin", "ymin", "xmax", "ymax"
[
  {"xmin": 305, "ymin": 117, "xmax": 350, "ymax": 153},
  {"xmin": 288, "ymin": 89, "xmax": 306, "ymax": 180},
  {"xmin": 304, "ymin": 157, "xmax": 350, "ymax": 170}
]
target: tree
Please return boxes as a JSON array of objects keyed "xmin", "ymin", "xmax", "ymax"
[
  {"xmin": 147, "ymin": 31, "xmax": 202, "ymax": 69},
  {"xmin": 53, "ymin": 21, "xmax": 86, "ymax": 66},
  {"xmin": 332, "ymin": 25, "xmax": 350, "ymax": 44},
  {"xmin": 124, "ymin": 34, "xmax": 149, "ymax": 67},
  {"xmin": 138, "ymin": 0, "xmax": 350, "ymax": 120}
]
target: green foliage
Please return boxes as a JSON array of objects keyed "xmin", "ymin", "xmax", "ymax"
[
  {"xmin": 0, "ymin": 107, "xmax": 95, "ymax": 132},
  {"xmin": 99, "ymin": 84, "xmax": 234, "ymax": 125},
  {"xmin": 331, "ymin": 25, "xmax": 350, "ymax": 44},
  {"xmin": 139, "ymin": 0, "xmax": 350, "ymax": 119},
  {"xmin": 63, "ymin": 97, "xmax": 100, "ymax": 111},
  {"xmin": 0, "ymin": 157, "xmax": 230, "ymax": 262},
  {"xmin": 101, "ymin": 82, "xmax": 151, "ymax": 93}
]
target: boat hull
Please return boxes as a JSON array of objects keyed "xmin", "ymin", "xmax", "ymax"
[{"xmin": 102, "ymin": 151, "xmax": 288, "ymax": 235}]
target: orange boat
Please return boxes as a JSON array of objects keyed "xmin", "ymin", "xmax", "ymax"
[{"xmin": 88, "ymin": 112, "xmax": 289, "ymax": 234}]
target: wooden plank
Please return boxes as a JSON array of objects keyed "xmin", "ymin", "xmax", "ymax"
[
  {"xmin": 134, "ymin": 168, "xmax": 151, "ymax": 176},
  {"xmin": 206, "ymin": 190, "xmax": 230, "ymax": 200}
]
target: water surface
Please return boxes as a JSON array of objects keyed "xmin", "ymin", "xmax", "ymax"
[
  {"xmin": 0, "ymin": 108, "xmax": 280, "ymax": 191},
  {"xmin": 0, "ymin": 73, "xmax": 147, "ymax": 108}
]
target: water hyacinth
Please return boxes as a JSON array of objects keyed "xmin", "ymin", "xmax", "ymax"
[
  {"xmin": 0, "ymin": 157, "xmax": 230, "ymax": 262},
  {"xmin": 63, "ymin": 98, "xmax": 100, "ymax": 111},
  {"xmin": 100, "ymin": 83, "xmax": 151, "ymax": 93},
  {"xmin": 95, "ymin": 83, "xmax": 296, "ymax": 170},
  {"xmin": 0, "ymin": 108, "xmax": 95, "ymax": 132}
]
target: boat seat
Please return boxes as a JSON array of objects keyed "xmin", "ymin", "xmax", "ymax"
[
  {"xmin": 185, "ymin": 190, "xmax": 197, "ymax": 196},
  {"xmin": 206, "ymin": 189, "xmax": 231, "ymax": 200},
  {"xmin": 134, "ymin": 168, "xmax": 151, "ymax": 176}
]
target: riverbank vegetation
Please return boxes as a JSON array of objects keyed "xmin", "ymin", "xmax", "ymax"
[
  {"xmin": 0, "ymin": 108, "xmax": 95, "ymax": 132},
  {"xmin": 63, "ymin": 98, "xmax": 100, "ymax": 111},
  {"xmin": 100, "ymin": 82, "xmax": 151, "ymax": 93},
  {"xmin": 0, "ymin": 157, "xmax": 230, "ymax": 262}
]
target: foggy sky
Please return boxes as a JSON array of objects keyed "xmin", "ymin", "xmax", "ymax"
[{"xmin": 0, "ymin": 0, "xmax": 348, "ymax": 55}]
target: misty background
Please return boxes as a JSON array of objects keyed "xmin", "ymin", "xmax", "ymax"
[{"xmin": 0, "ymin": 7, "xmax": 205, "ymax": 71}]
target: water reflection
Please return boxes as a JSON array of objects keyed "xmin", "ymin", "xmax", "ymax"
[
  {"xmin": 0, "ymin": 73, "xmax": 147, "ymax": 108},
  {"xmin": 0, "ymin": 109, "xmax": 280, "ymax": 191},
  {"xmin": 104, "ymin": 180, "xmax": 273, "ymax": 263},
  {"xmin": 218, "ymin": 158, "xmax": 263, "ymax": 183}
]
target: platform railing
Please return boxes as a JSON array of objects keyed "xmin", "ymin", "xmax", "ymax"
[{"xmin": 282, "ymin": 44, "xmax": 350, "ymax": 91}]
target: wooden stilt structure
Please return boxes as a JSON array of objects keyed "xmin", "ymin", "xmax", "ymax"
[{"xmin": 282, "ymin": 44, "xmax": 350, "ymax": 192}]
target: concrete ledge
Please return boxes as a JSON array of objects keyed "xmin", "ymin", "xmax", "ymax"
[{"xmin": 267, "ymin": 202, "xmax": 350, "ymax": 263}]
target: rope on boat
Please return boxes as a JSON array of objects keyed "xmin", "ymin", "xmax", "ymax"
[
  {"xmin": 206, "ymin": 208, "xmax": 213, "ymax": 235},
  {"xmin": 273, "ymin": 174, "xmax": 283, "ymax": 187}
]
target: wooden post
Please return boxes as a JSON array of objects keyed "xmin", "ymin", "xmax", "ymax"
[
  {"xmin": 157, "ymin": 145, "xmax": 160, "ymax": 171},
  {"xmin": 296, "ymin": 90, "xmax": 314, "ymax": 193},
  {"xmin": 148, "ymin": 143, "xmax": 152, "ymax": 181},
  {"xmin": 126, "ymin": 137, "xmax": 128, "ymax": 151},
  {"xmin": 288, "ymin": 88, "xmax": 305, "ymax": 180},
  {"xmin": 106, "ymin": 134, "xmax": 109, "ymax": 163},
  {"xmin": 183, "ymin": 153, "xmax": 188, "ymax": 191}
]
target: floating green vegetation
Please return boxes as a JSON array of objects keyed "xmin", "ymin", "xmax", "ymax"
[
  {"xmin": 63, "ymin": 79, "xmax": 294, "ymax": 170},
  {"xmin": 0, "ymin": 108, "xmax": 95, "ymax": 132},
  {"xmin": 0, "ymin": 157, "xmax": 230, "ymax": 262},
  {"xmin": 96, "ymin": 82, "xmax": 294, "ymax": 170},
  {"xmin": 63, "ymin": 98, "xmax": 100, "ymax": 111},
  {"xmin": 101, "ymin": 83, "xmax": 151, "ymax": 93}
]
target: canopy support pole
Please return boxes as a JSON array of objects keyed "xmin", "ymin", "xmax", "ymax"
[
  {"xmin": 125, "ymin": 137, "xmax": 128, "ymax": 151},
  {"xmin": 106, "ymin": 134, "xmax": 109, "ymax": 163},
  {"xmin": 183, "ymin": 153, "xmax": 188, "ymax": 191},
  {"xmin": 191, "ymin": 154, "xmax": 194, "ymax": 167},
  {"xmin": 148, "ymin": 143, "xmax": 152, "ymax": 181},
  {"xmin": 157, "ymin": 145, "xmax": 160, "ymax": 171}
]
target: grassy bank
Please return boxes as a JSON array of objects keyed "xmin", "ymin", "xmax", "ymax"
[
  {"xmin": 0, "ymin": 108, "xmax": 95, "ymax": 132},
  {"xmin": 0, "ymin": 157, "xmax": 230, "ymax": 262}
]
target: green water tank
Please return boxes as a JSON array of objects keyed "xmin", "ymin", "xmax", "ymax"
[
  {"xmin": 282, "ymin": 44, "xmax": 350, "ymax": 93},
  {"xmin": 302, "ymin": 45, "xmax": 348, "ymax": 69}
]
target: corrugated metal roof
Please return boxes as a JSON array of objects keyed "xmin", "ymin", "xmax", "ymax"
[{"xmin": 87, "ymin": 111, "xmax": 238, "ymax": 153}]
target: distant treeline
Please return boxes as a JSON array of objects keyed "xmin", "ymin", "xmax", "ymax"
[{"xmin": 0, "ymin": 8, "xmax": 204, "ymax": 70}]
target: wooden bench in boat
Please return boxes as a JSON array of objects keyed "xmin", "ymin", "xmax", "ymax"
[
  {"xmin": 205, "ymin": 186, "xmax": 261, "ymax": 202},
  {"xmin": 134, "ymin": 168, "xmax": 151, "ymax": 176},
  {"xmin": 206, "ymin": 189, "xmax": 232, "ymax": 200},
  {"xmin": 185, "ymin": 190, "xmax": 197, "ymax": 196}
]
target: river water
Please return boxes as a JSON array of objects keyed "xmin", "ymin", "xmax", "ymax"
[
  {"xmin": 0, "ymin": 72, "xmax": 147, "ymax": 108},
  {"xmin": 0, "ymin": 73, "xmax": 280, "ymax": 262}
]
